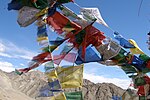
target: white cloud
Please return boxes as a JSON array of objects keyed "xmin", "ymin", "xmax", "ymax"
[
  {"xmin": 84, "ymin": 73, "xmax": 130, "ymax": 89},
  {"xmin": 0, "ymin": 52, "xmax": 12, "ymax": 58},
  {"xmin": 20, "ymin": 63, "xmax": 25, "ymax": 66},
  {"xmin": 0, "ymin": 43, "xmax": 5, "ymax": 52},
  {"xmin": 0, "ymin": 61, "xmax": 15, "ymax": 72},
  {"xmin": 0, "ymin": 39, "xmax": 37, "ymax": 60}
]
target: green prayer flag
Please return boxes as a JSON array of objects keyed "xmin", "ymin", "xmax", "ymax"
[
  {"xmin": 139, "ymin": 96, "xmax": 146, "ymax": 100},
  {"xmin": 111, "ymin": 48, "xmax": 127, "ymax": 64},
  {"xmin": 134, "ymin": 77, "xmax": 146, "ymax": 86},
  {"xmin": 42, "ymin": 45, "xmax": 58, "ymax": 52},
  {"xmin": 44, "ymin": 61, "xmax": 55, "ymax": 72},
  {"xmin": 65, "ymin": 91, "xmax": 83, "ymax": 100},
  {"xmin": 139, "ymin": 54, "xmax": 150, "ymax": 62},
  {"xmin": 121, "ymin": 65, "xmax": 137, "ymax": 74}
]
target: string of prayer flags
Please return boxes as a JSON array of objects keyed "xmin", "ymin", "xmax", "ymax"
[
  {"xmin": 37, "ymin": 26, "xmax": 49, "ymax": 46},
  {"xmin": 36, "ymin": 20, "xmax": 51, "ymax": 56},
  {"xmin": 8, "ymin": 0, "xmax": 150, "ymax": 99}
]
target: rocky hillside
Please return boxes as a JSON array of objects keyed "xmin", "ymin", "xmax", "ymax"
[{"xmin": 0, "ymin": 70, "xmax": 138, "ymax": 100}]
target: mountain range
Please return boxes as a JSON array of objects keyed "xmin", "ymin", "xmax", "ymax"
[{"xmin": 0, "ymin": 70, "xmax": 138, "ymax": 100}]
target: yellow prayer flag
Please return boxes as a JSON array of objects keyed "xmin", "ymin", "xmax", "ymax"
[
  {"xmin": 35, "ymin": 7, "xmax": 48, "ymax": 17},
  {"xmin": 56, "ymin": 64, "xmax": 84, "ymax": 89},
  {"xmin": 46, "ymin": 69, "xmax": 58, "ymax": 80},
  {"xmin": 51, "ymin": 96, "xmax": 55, "ymax": 100},
  {"xmin": 37, "ymin": 37, "xmax": 48, "ymax": 42},
  {"xmin": 128, "ymin": 39, "xmax": 144, "ymax": 54},
  {"xmin": 52, "ymin": 92, "xmax": 66, "ymax": 100}
]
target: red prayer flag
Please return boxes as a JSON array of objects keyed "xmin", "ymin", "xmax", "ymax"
[
  {"xmin": 33, "ymin": 52, "xmax": 52, "ymax": 61},
  {"xmin": 46, "ymin": 11, "xmax": 82, "ymax": 35},
  {"xmin": 52, "ymin": 53, "xmax": 76, "ymax": 65},
  {"xmin": 146, "ymin": 60, "xmax": 150, "ymax": 69},
  {"xmin": 63, "ymin": 53, "xmax": 77, "ymax": 63},
  {"xmin": 144, "ymin": 76, "xmax": 150, "ymax": 84},
  {"xmin": 53, "ymin": 54, "xmax": 65, "ymax": 65},
  {"xmin": 17, "ymin": 52, "xmax": 52, "ymax": 74},
  {"xmin": 137, "ymin": 85, "xmax": 145, "ymax": 96},
  {"xmin": 85, "ymin": 25, "xmax": 106, "ymax": 47}
]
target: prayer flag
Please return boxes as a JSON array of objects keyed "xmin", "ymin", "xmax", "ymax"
[
  {"xmin": 56, "ymin": 65, "xmax": 84, "ymax": 88},
  {"xmin": 17, "ymin": 6, "xmax": 40, "ymax": 27},
  {"xmin": 129, "ymin": 39, "xmax": 144, "ymax": 54},
  {"xmin": 80, "ymin": 8, "xmax": 109, "ymax": 27},
  {"xmin": 75, "ymin": 46, "xmax": 101, "ymax": 65},
  {"xmin": 113, "ymin": 32, "xmax": 135, "ymax": 48},
  {"xmin": 65, "ymin": 91, "xmax": 83, "ymax": 100}
]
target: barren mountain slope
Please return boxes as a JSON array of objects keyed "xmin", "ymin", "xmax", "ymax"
[{"xmin": 0, "ymin": 70, "xmax": 138, "ymax": 100}]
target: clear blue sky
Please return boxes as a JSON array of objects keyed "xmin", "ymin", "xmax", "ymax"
[{"xmin": 0, "ymin": 0, "xmax": 150, "ymax": 89}]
